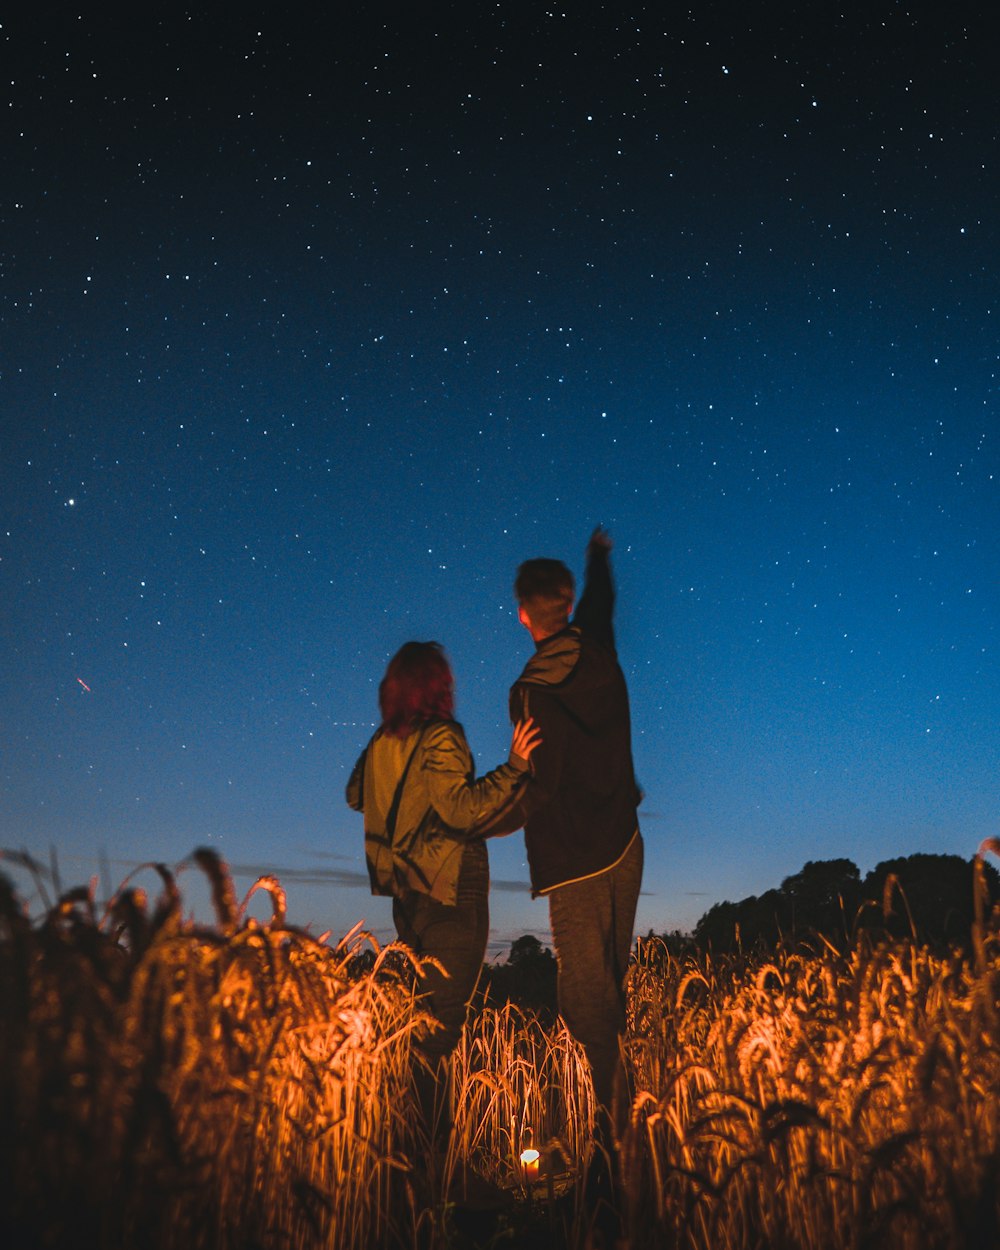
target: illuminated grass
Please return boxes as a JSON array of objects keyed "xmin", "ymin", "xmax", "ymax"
[
  {"xmin": 3, "ymin": 846, "xmax": 1000, "ymax": 1248},
  {"xmin": 622, "ymin": 919, "xmax": 1000, "ymax": 1248},
  {"xmin": 0, "ymin": 852, "xmax": 428, "ymax": 1249}
]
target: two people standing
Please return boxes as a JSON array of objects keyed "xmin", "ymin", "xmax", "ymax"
[{"xmin": 346, "ymin": 528, "xmax": 643, "ymax": 1143}]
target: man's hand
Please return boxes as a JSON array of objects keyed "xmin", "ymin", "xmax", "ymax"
[{"xmin": 588, "ymin": 526, "xmax": 613, "ymax": 555}]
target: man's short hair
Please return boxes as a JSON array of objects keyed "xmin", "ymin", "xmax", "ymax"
[{"xmin": 515, "ymin": 558, "xmax": 575, "ymax": 634}]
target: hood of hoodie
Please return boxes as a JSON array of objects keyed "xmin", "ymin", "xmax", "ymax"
[
  {"xmin": 518, "ymin": 626, "xmax": 581, "ymax": 686},
  {"xmin": 515, "ymin": 626, "xmax": 625, "ymax": 735}
]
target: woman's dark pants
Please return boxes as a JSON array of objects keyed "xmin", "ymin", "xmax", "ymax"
[{"xmin": 392, "ymin": 845, "xmax": 489, "ymax": 1140}]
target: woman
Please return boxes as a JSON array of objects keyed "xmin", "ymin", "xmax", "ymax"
[{"xmin": 346, "ymin": 641, "xmax": 539, "ymax": 1130}]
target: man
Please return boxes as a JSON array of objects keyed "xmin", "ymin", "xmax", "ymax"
[{"xmin": 509, "ymin": 527, "xmax": 643, "ymax": 1120}]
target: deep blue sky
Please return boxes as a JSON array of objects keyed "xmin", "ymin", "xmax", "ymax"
[{"xmin": 2, "ymin": 6, "xmax": 997, "ymax": 954}]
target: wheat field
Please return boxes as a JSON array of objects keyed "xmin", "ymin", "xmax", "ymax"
[
  {"xmin": 2, "ymin": 848, "xmax": 999, "ymax": 1249},
  {"xmin": 623, "ymin": 925, "xmax": 1000, "ymax": 1249}
]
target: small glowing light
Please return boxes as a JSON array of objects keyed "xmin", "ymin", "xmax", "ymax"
[{"xmin": 520, "ymin": 1147, "xmax": 540, "ymax": 1179}]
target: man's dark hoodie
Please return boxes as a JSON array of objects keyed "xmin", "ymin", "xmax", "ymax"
[{"xmin": 509, "ymin": 540, "xmax": 641, "ymax": 896}]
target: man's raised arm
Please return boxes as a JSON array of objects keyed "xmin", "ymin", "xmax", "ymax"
[{"xmin": 572, "ymin": 527, "xmax": 616, "ymax": 653}]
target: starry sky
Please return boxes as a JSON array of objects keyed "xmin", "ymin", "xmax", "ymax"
[{"xmin": 2, "ymin": 6, "xmax": 997, "ymax": 954}]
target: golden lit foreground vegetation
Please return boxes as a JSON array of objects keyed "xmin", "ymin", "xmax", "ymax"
[
  {"xmin": 2, "ymin": 848, "xmax": 1000, "ymax": 1249},
  {"xmin": 624, "ymin": 910, "xmax": 1000, "ymax": 1250},
  {"xmin": 0, "ymin": 851, "xmax": 593, "ymax": 1250}
]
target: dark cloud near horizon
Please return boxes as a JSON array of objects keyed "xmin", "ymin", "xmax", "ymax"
[
  {"xmin": 226, "ymin": 864, "xmax": 536, "ymax": 895},
  {"xmin": 226, "ymin": 863, "xmax": 373, "ymax": 888}
]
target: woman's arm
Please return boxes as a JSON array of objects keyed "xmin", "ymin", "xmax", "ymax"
[{"xmin": 422, "ymin": 719, "xmax": 539, "ymax": 831}]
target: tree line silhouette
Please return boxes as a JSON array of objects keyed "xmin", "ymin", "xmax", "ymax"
[
  {"xmin": 476, "ymin": 852, "xmax": 999, "ymax": 1016},
  {"xmin": 691, "ymin": 852, "xmax": 999, "ymax": 954}
]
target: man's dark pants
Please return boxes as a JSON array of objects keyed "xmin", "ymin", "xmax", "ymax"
[{"xmin": 547, "ymin": 831, "xmax": 643, "ymax": 1114}]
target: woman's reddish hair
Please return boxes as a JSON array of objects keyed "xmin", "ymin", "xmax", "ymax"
[{"xmin": 379, "ymin": 641, "xmax": 455, "ymax": 737}]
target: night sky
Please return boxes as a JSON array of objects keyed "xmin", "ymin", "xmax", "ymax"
[{"xmin": 3, "ymin": 6, "xmax": 997, "ymax": 954}]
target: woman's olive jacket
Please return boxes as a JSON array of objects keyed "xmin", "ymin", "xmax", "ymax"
[{"xmin": 346, "ymin": 719, "xmax": 528, "ymax": 907}]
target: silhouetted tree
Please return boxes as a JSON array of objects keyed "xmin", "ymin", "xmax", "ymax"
[
  {"xmin": 640, "ymin": 928, "xmax": 697, "ymax": 958},
  {"xmin": 481, "ymin": 934, "xmax": 558, "ymax": 1018},
  {"xmin": 692, "ymin": 853, "xmax": 998, "ymax": 955},
  {"xmin": 779, "ymin": 858, "xmax": 862, "ymax": 941},
  {"xmin": 694, "ymin": 885, "xmax": 794, "ymax": 954},
  {"xmin": 859, "ymin": 853, "xmax": 1000, "ymax": 948}
]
